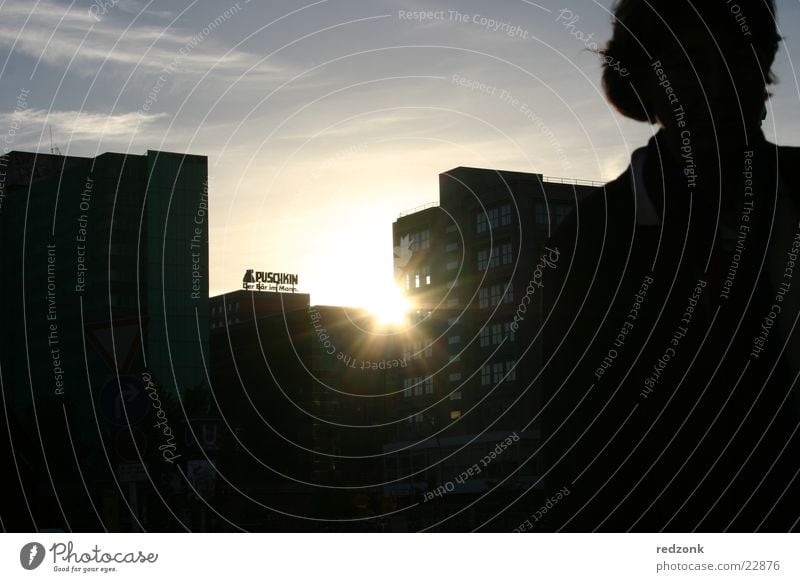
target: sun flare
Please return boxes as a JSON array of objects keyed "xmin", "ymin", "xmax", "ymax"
[{"xmin": 368, "ymin": 284, "xmax": 412, "ymax": 326}]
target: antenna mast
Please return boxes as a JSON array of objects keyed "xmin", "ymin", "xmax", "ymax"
[{"xmin": 49, "ymin": 126, "xmax": 62, "ymax": 155}]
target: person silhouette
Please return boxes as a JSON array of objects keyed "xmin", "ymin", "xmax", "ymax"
[{"xmin": 539, "ymin": 0, "xmax": 800, "ymax": 532}]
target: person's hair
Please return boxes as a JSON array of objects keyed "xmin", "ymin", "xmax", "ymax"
[{"xmin": 601, "ymin": 0, "xmax": 781, "ymax": 122}]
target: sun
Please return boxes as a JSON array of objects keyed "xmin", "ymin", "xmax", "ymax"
[{"xmin": 368, "ymin": 284, "xmax": 412, "ymax": 326}]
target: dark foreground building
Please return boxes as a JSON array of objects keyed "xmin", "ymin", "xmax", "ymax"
[
  {"xmin": 0, "ymin": 150, "xmax": 209, "ymax": 531},
  {"xmin": 208, "ymin": 291, "xmax": 395, "ymax": 531},
  {"xmin": 384, "ymin": 166, "xmax": 596, "ymax": 531}
]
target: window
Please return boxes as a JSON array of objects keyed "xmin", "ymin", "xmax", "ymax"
[
  {"xmin": 535, "ymin": 203, "xmax": 548, "ymax": 225},
  {"xmin": 424, "ymin": 377, "xmax": 434, "ymax": 394},
  {"xmin": 446, "ymin": 261, "xmax": 459, "ymax": 271},
  {"xmin": 413, "ymin": 376, "xmax": 424, "ymax": 396},
  {"xmin": 449, "ymin": 373, "xmax": 462, "ymax": 382},
  {"xmin": 450, "ymin": 410, "xmax": 462, "ymax": 420},
  {"xmin": 503, "ymin": 284, "xmax": 514, "ymax": 303},
  {"xmin": 448, "ymin": 335, "xmax": 460, "ymax": 344},
  {"xmin": 477, "ymin": 248, "xmax": 500, "ymax": 271},
  {"xmin": 409, "ymin": 229, "xmax": 430, "ymax": 251},
  {"xmin": 555, "ymin": 204, "xmax": 572, "ymax": 225},
  {"xmin": 536, "ymin": 203, "xmax": 572, "ymax": 226},
  {"xmin": 492, "ymin": 363, "xmax": 504, "ymax": 384},
  {"xmin": 477, "ymin": 212, "xmax": 488, "ymax": 234},
  {"xmin": 482, "ymin": 323, "xmax": 515, "ymax": 345},
  {"xmin": 504, "ymin": 321, "xmax": 516, "ymax": 342},
  {"xmin": 500, "ymin": 204, "xmax": 512, "ymax": 226},
  {"xmin": 482, "ymin": 361, "xmax": 517, "ymax": 385},
  {"xmin": 447, "ymin": 298, "xmax": 459, "ymax": 307},
  {"xmin": 477, "ymin": 204, "xmax": 512, "ymax": 233},
  {"xmin": 416, "ymin": 310, "xmax": 432, "ymax": 321},
  {"xmin": 403, "ymin": 378, "xmax": 412, "ymax": 398},
  {"xmin": 491, "ymin": 323, "xmax": 503, "ymax": 345},
  {"xmin": 490, "ymin": 284, "xmax": 503, "ymax": 306},
  {"xmin": 447, "ymin": 316, "xmax": 460, "ymax": 326},
  {"xmin": 450, "ymin": 391, "xmax": 462, "ymax": 400},
  {"xmin": 407, "ymin": 339, "xmax": 432, "ymax": 360},
  {"xmin": 446, "ymin": 224, "xmax": 458, "ymax": 233},
  {"xmin": 413, "ymin": 265, "xmax": 431, "ymax": 289},
  {"xmin": 505, "ymin": 360, "xmax": 517, "ymax": 382},
  {"xmin": 446, "ymin": 242, "xmax": 458, "ymax": 252},
  {"xmin": 414, "ymin": 413, "xmax": 424, "ymax": 423},
  {"xmin": 501, "ymin": 242, "xmax": 513, "ymax": 265},
  {"xmin": 479, "ymin": 288, "xmax": 490, "ymax": 308},
  {"xmin": 449, "ymin": 354, "xmax": 461, "ymax": 363}
]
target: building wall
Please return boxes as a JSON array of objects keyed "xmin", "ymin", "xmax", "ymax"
[
  {"xmin": 0, "ymin": 149, "xmax": 209, "ymax": 531},
  {"xmin": 385, "ymin": 166, "xmax": 596, "ymax": 530}
]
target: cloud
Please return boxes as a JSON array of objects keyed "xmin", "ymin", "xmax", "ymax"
[
  {"xmin": 0, "ymin": 0, "xmax": 285, "ymax": 81},
  {"xmin": 114, "ymin": 0, "xmax": 174, "ymax": 20},
  {"xmin": 0, "ymin": 107, "xmax": 166, "ymax": 145}
]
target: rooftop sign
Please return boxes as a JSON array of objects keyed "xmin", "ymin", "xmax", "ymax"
[{"xmin": 242, "ymin": 269, "xmax": 299, "ymax": 293}]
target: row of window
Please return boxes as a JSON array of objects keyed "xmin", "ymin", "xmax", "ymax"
[
  {"xmin": 406, "ymin": 410, "xmax": 461, "ymax": 424},
  {"xmin": 402, "ymin": 359, "xmax": 517, "ymax": 398},
  {"xmin": 211, "ymin": 301, "xmax": 239, "ymax": 315},
  {"xmin": 535, "ymin": 203, "xmax": 572, "ymax": 226},
  {"xmin": 479, "ymin": 322, "xmax": 516, "ymax": 346},
  {"xmin": 404, "ymin": 203, "xmax": 572, "ymax": 248},
  {"xmin": 480, "ymin": 361, "xmax": 517, "ymax": 385},
  {"xmin": 403, "ymin": 376, "xmax": 434, "ymax": 397},
  {"xmin": 431, "ymin": 284, "xmax": 515, "ymax": 309},
  {"xmin": 398, "ymin": 324, "xmax": 513, "ymax": 361},
  {"xmin": 403, "ymin": 339, "xmax": 433, "ymax": 361},
  {"xmin": 405, "ymin": 265, "xmax": 431, "ymax": 290},
  {"xmin": 477, "ymin": 243, "xmax": 513, "ymax": 270},
  {"xmin": 477, "ymin": 204, "xmax": 513, "ymax": 233},
  {"xmin": 479, "ymin": 284, "xmax": 514, "ymax": 308},
  {"xmin": 409, "ymin": 229, "xmax": 430, "ymax": 251}
]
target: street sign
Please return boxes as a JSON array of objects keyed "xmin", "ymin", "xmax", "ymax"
[
  {"xmin": 84, "ymin": 317, "xmax": 147, "ymax": 372},
  {"xmin": 100, "ymin": 375, "xmax": 150, "ymax": 426},
  {"xmin": 182, "ymin": 417, "xmax": 223, "ymax": 454}
]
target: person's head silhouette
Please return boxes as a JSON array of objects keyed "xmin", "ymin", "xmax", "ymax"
[{"xmin": 601, "ymin": 0, "xmax": 781, "ymax": 170}]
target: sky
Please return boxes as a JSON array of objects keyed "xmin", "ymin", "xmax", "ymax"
[{"xmin": 1, "ymin": 0, "xmax": 799, "ymax": 309}]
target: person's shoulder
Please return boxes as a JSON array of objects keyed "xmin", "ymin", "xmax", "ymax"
[
  {"xmin": 777, "ymin": 143, "xmax": 800, "ymax": 167},
  {"xmin": 775, "ymin": 143, "xmax": 800, "ymax": 193}
]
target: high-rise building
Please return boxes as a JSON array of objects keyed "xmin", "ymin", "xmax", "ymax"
[
  {"xmin": 384, "ymin": 166, "xmax": 597, "ymax": 530},
  {"xmin": 0, "ymin": 149, "xmax": 209, "ymax": 531},
  {"xmin": 209, "ymin": 292, "xmax": 392, "ymax": 530}
]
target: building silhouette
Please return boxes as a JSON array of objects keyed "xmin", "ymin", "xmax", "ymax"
[
  {"xmin": 208, "ymin": 291, "xmax": 392, "ymax": 530},
  {"xmin": 0, "ymin": 149, "xmax": 209, "ymax": 531},
  {"xmin": 384, "ymin": 166, "xmax": 596, "ymax": 530}
]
